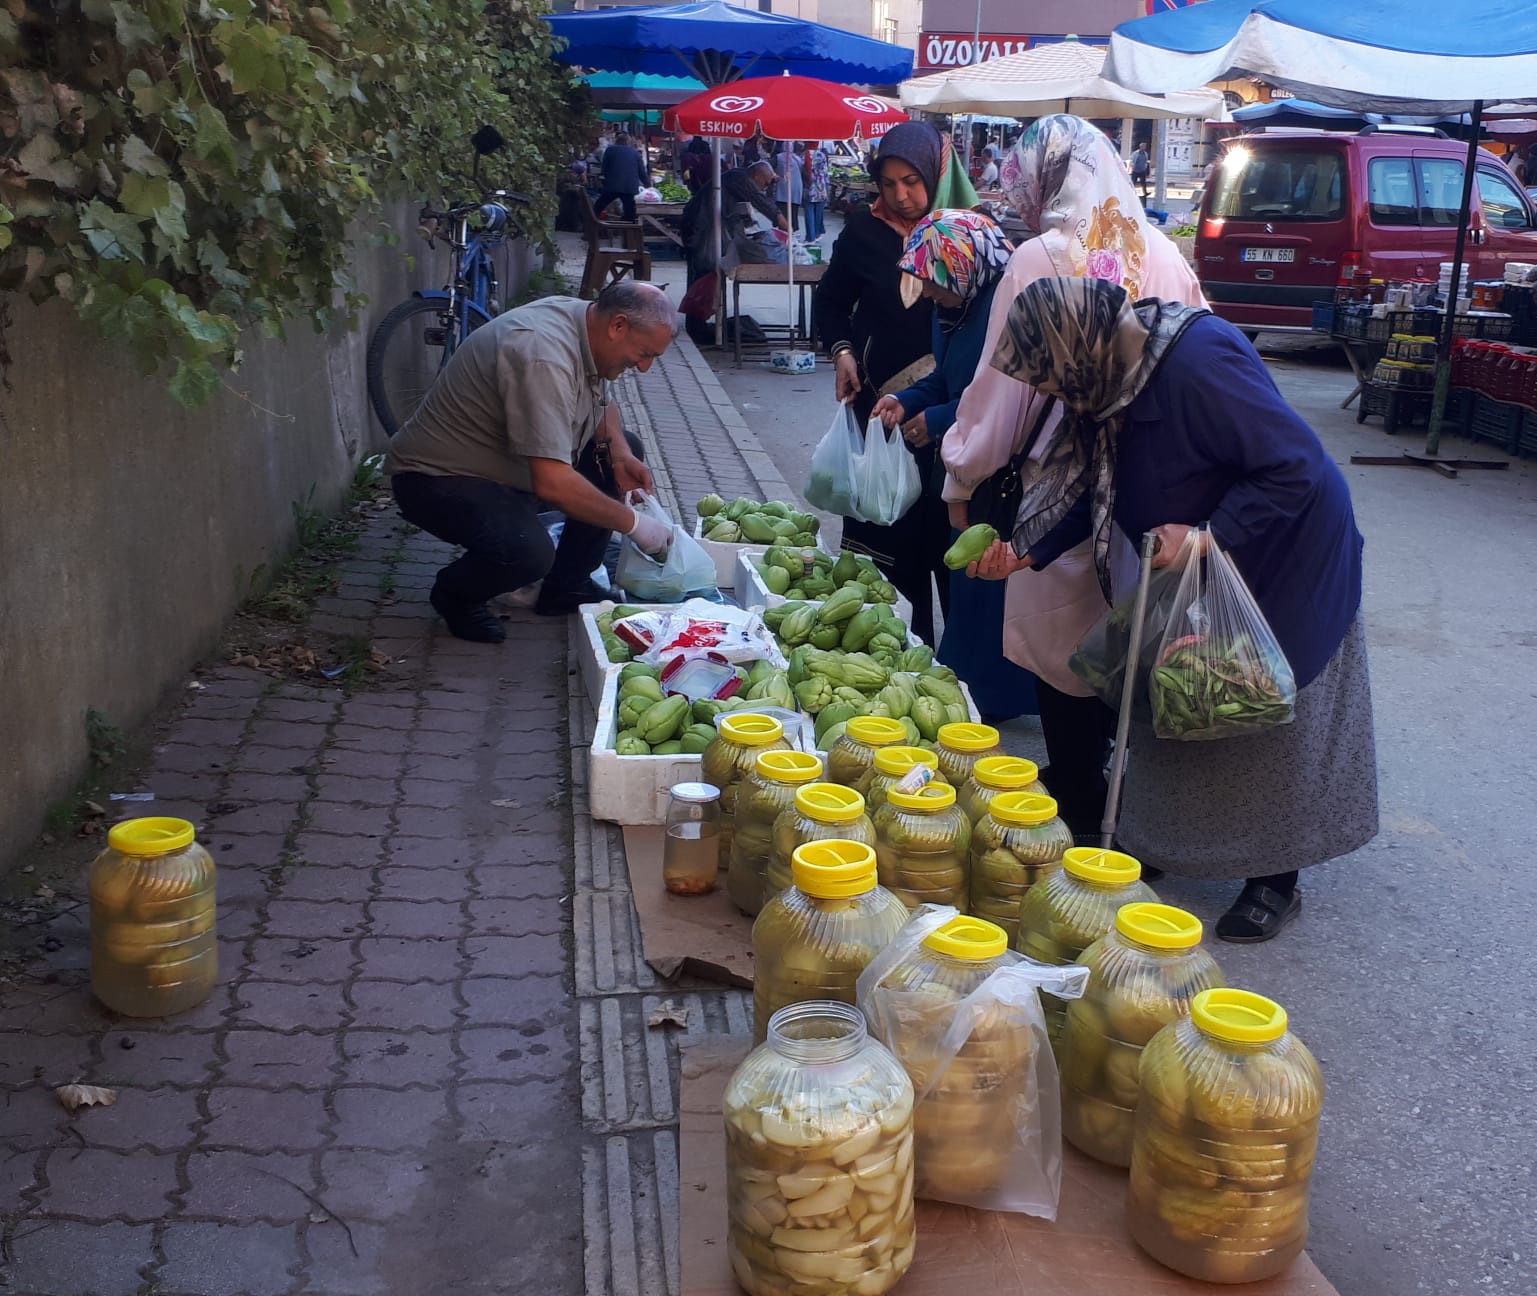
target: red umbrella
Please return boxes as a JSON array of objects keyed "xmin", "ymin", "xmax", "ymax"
[{"xmin": 664, "ymin": 74, "xmax": 907, "ymax": 140}]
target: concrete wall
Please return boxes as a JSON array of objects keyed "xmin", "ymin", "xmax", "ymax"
[{"xmin": 0, "ymin": 207, "xmax": 490, "ymax": 865}]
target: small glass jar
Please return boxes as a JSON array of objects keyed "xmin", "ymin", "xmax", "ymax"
[
  {"xmin": 90, "ymin": 817, "xmax": 217, "ymax": 1017},
  {"xmin": 958, "ymin": 755, "xmax": 1048, "ymax": 828},
  {"xmin": 751, "ymin": 839, "xmax": 909, "ymax": 1042},
  {"xmin": 724, "ymin": 1001, "xmax": 916, "ymax": 1296},
  {"xmin": 764, "ymin": 782, "xmax": 874, "ymax": 905},
  {"xmin": 968, "ymin": 791, "xmax": 1073, "ymax": 943},
  {"xmin": 1061, "ymin": 903, "xmax": 1226, "ymax": 1168},
  {"xmin": 1129, "ymin": 989, "xmax": 1325, "ymax": 1285},
  {"xmin": 727, "ymin": 751, "xmax": 825, "ymax": 915},
  {"xmin": 861, "ymin": 744, "xmax": 946, "ymax": 817},
  {"xmin": 1014, "ymin": 847, "xmax": 1160, "ymax": 1053},
  {"xmin": 826, "ymin": 714, "xmax": 907, "ymax": 789},
  {"xmin": 933, "ymin": 722, "xmax": 1003, "ymax": 787},
  {"xmin": 663, "ymin": 782, "xmax": 723, "ymax": 895},
  {"xmin": 872, "ymin": 781, "xmax": 970, "ymax": 911},
  {"xmin": 701, "ymin": 713, "xmax": 793, "ymax": 870}
]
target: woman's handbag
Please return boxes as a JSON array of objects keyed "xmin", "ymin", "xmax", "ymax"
[{"xmin": 966, "ymin": 395, "xmax": 1057, "ymax": 534}]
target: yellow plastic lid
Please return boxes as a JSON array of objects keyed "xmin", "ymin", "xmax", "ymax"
[
  {"xmin": 756, "ymin": 750, "xmax": 823, "ymax": 784},
  {"xmin": 794, "ymin": 782, "xmax": 867, "ymax": 825},
  {"xmin": 923, "ymin": 915, "xmax": 1008, "ymax": 961},
  {"xmin": 989, "ymin": 790, "xmax": 1059, "ymax": 826},
  {"xmin": 1192, "ymin": 988, "xmax": 1289, "ymax": 1044},
  {"xmin": 107, "ymin": 817, "xmax": 196, "ymax": 857},
  {"xmin": 719, "ymin": 713, "xmax": 786, "ymax": 746},
  {"xmin": 972, "ymin": 755, "xmax": 1041, "ymax": 790},
  {"xmin": 791, "ymin": 839, "xmax": 878, "ymax": 897},
  {"xmin": 845, "ymin": 715, "xmax": 907, "ymax": 746},
  {"xmin": 1063, "ymin": 846, "xmax": 1143, "ymax": 886},
  {"xmin": 1115, "ymin": 902, "xmax": 1203, "ymax": 951},
  {"xmin": 872, "ymin": 745, "xmax": 939, "ymax": 777},
  {"xmin": 887, "ymin": 781, "xmax": 957, "ymax": 812},
  {"xmin": 936, "ymin": 722, "xmax": 999, "ymax": 752}
]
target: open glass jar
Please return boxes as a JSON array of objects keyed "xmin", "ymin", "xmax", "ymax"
[{"xmin": 663, "ymin": 782, "xmax": 723, "ymax": 896}]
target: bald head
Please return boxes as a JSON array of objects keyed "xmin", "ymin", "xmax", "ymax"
[{"xmin": 588, "ymin": 282, "xmax": 677, "ymax": 380}]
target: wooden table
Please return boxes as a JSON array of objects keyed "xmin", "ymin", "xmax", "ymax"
[
  {"xmin": 726, "ymin": 261, "xmax": 829, "ymax": 364},
  {"xmin": 635, "ymin": 201, "xmax": 687, "ymax": 247}
]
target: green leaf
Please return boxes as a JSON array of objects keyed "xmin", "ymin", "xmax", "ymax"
[
  {"xmin": 144, "ymin": 0, "xmax": 187, "ymax": 36},
  {"xmin": 168, "ymin": 357, "xmax": 223, "ymax": 408},
  {"xmin": 190, "ymin": 103, "xmax": 236, "ymax": 167},
  {"xmin": 109, "ymin": 1, "xmax": 158, "ymax": 50},
  {"xmin": 79, "ymin": 200, "xmax": 145, "ymax": 262},
  {"xmin": 119, "ymin": 172, "xmax": 170, "ymax": 217},
  {"xmin": 120, "ymin": 135, "xmax": 170, "ymax": 177}
]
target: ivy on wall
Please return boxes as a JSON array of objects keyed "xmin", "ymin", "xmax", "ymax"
[{"xmin": 0, "ymin": 0, "xmax": 592, "ymax": 406}]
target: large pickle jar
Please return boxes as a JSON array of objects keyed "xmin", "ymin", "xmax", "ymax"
[
  {"xmin": 724, "ymin": 1001, "xmax": 916, "ymax": 1296},
  {"xmin": 826, "ymin": 715, "xmax": 907, "ymax": 790},
  {"xmin": 1061, "ymin": 903, "xmax": 1225, "ymax": 1168},
  {"xmin": 90, "ymin": 817, "xmax": 218, "ymax": 1017},
  {"xmin": 728, "ymin": 751, "xmax": 825, "ymax": 916},
  {"xmin": 1129, "ymin": 989, "xmax": 1325, "ymax": 1285},
  {"xmin": 764, "ymin": 783, "xmax": 875, "ymax": 906},
  {"xmin": 933, "ymin": 722, "xmax": 1002, "ymax": 787},
  {"xmin": 861, "ymin": 745, "xmax": 946, "ymax": 816},
  {"xmin": 968, "ymin": 792, "xmax": 1073, "ymax": 942},
  {"xmin": 869, "ymin": 915, "xmax": 1025, "ymax": 1201},
  {"xmin": 701, "ymin": 714, "xmax": 793, "ymax": 870},
  {"xmin": 872, "ymin": 782, "xmax": 970, "ymax": 911},
  {"xmin": 752, "ymin": 840, "xmax": 909, "ymax": 1042},
  {"xmin": 958, "ymin": 756, "xmax": 1048, "ymax": 828},
  {"xmin": 1013, "ymin": 847, "xmax": 1160, "ymax": 1053}
]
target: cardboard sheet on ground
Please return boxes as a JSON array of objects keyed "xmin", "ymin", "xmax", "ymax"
[
  {"xmin": 677, "ymin": 1038, "xmax": 1341, "ymax": 1296},
  {"xmin": 623, "ymin": 826, "xmax": 756, "ymax": 987}
]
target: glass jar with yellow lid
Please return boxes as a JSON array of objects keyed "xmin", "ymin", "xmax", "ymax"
[
  {"xmin": 968, "ymin": 791, "xmax": 1073, "ymax": 942},
  {"xmin": 957, "ymin": 755, "xmax": 1048, "ymax": 828},
  {"xmin": 1061, "ymin": 902, "xmax": 1226, "ymax": 1167},
  {"xmin": 764, "ymin": 782, "xmax": 874, "ymax": 905},
  {"xmin": 727, "ymin": 751, "xmax": 824, "ymax": 915},
  {"xmin": 1014, "ymin": 847, "xmax": 1160, "ymax": 1053},
  {"xmin": 861, "ymin": 744, "xmax": 947, "ymax": 816},
  {"xmin": 826, "ymin": 714, "xmax": 908, "ymax": 789},
  {"xmin": 752, "ymin": 839, "xmax": 910, "ymax": 1042},
  {"xmin": 701, "ymin": 713, "xmax": 794, "ymax": 869},
  {"xmin": 872, "ymin": 782, "xmax": 970, "ymax": 911},
  {"xmin": 1129, "ymin": 988, "xmax": 1325, "ymax": 1284},
  {"xmin": 933, "ymin": 722, "xmax": 1003, "ymax": 787},
  {"xmin": 90, "ymin": 817, "xmax": 218, "ymax": 1017}
]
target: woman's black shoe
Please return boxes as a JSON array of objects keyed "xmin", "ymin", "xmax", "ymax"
[{"xmin": 1216, "ymin": 883, "xmax": 1301, "ymax": 944}]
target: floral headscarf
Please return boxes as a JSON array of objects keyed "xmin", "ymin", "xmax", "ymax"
[
  {"xmin": 897, "ymin": 209, "xmax": 1014, "ymax": 312},
  {"xmin": 998, "ymin": 115, "xmax": 1153, "ymax": 300}
]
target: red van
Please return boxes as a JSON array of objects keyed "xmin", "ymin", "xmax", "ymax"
[{"xmin": 1194, "ymin": 126, "xmax": 1537, "ymax": 333}]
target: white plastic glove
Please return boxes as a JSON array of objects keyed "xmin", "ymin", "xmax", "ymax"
[{"xmin": 625, "ymin": 508, "xmax": 673, "ymax": 558}]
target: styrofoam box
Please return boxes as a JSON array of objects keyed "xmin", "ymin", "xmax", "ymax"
[
  {"xmin": 576, "ymin": 599, "xmax": 702, "ymax": 710},
  {"xmin": 691, "ymin": 515, "xmax": 833, "ymax": 590},
  {"xmin": 733, "ymin": 548, "xmax": 915, "ymax": 626}
]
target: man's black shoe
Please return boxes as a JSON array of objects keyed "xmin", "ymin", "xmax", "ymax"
[
  {"xmin": 430, "ymin": 589, "xmax": 507, "ymax": 643},
  {"xmin": 535, "ymin": 579, "xmax": 610, "ymax": 617}
]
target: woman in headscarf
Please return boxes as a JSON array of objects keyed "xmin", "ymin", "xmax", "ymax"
[
  {"xmin": 867, "ymin": 210, "xmax": 1035, "ymax": 719},
  {"xmin": 813, "ymin": 121, "xmax": 978, "ymax": 645},
  {"xmin": 940, "ymin": 115, "xmax": 1205, "ymax": 837},
  {"xmin": 969, "ymin": 276, "xmax": 1378, "ymax": 943}
]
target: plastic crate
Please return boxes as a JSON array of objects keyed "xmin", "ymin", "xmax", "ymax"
[
  {"xmin": 1310, "ymin": 301, "xmax": 1336, "ymax": 333},
  {"xmin": 1467, "ymin": 392, "xmax": 1524, "ymax": 453},
  {"xmin": 1356, "ymin": 382, "xmax": 1433, "ymax": 434}
]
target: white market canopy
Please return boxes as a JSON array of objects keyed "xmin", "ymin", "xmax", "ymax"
[{"xmin": 900, "ymin": 40, "xmax": 1226, "ymax": 121}]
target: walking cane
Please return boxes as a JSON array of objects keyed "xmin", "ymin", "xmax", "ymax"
[{"xmin": 1100, "ymin": 532, "xmax": 1159, "ymax": 850}]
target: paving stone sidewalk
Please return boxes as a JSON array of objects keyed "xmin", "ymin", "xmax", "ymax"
[{"xmin": 0, "ymin": 330, "xmax": 771, "ymax": 1296}]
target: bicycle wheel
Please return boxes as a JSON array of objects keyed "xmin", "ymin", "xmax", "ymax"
[{"xmin": 366, "ymin": 297, "xmax": 458, "ymax": 436}]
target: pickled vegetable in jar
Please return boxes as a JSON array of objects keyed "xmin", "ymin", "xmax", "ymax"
[
  {"xmin": 933, "ymin": 722, "xmax": 1002, "ymax": 787},
  {"xmin": 861, "ymin": 745, "xmax": 946, "ymax": 817},
  {"xmin": 764, "ymin": 783, "xmax": 874, "ymax": 906},
  {"xmin": 1014, "ymin": 847, "xmax": 1160, "ymax": 1054},
  {"xmin": 663, "ymin": 782, "xmax": 723, "ymax": 896},
  {"xmin": 958, "ymin": 755, "xmax": 1048, "ymax": 828},
  {"xmin": 728, "ymin": 751, "xmax": 825, "ymax": 916},
  {"xmin": 1129, "ymin": 989, "xmax": 1325, "ymax": 1285},
  {"xmin": 872, "ymin": 782, "xmax": 970, "ymax": 911},
  {"xmin": 701, "ymin": 713, "xmax": 794, "ymax": 870},
  {"xmin": 826, "ymin": 715, "xmax": 907, "ymax": 790},
  {"xmin": 90, "ymin": 817, "xmax": 217, "ymax": 1017},
  {"xmin": 968, "ymin": 791, "xmax": 1073, "ymax": 943},
  {"xmin": 752, "ymin": 840, "xmax": 909, "ymax": 1042},
  {"xmin": 724, "ymin": 1001, "xmax": 916, "ymax": 1296},
  {"xmin": 1061, "ymin": 903, "xmax": 1225, "ymax": 1167}
]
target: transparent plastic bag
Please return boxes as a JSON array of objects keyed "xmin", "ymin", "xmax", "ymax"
[
  {"xmin": 614, "ymin": 492, "xmax": 718, "ymax": 603},
  {"xmin": 1068, "ymin": 565, "xmax": 1185, "ymax": 717},
  {"xmin": 856, "ymin": 906, "xmax": 1088, "ymax": 1219},
  {"xmin": 804, "ymin": 402, "xmax": 861, "ymax": 516},
  {"xmin": 1149, "ymin": 528, "xmax": 1296, "ymax": 741},
  {"xmin": 849, "ymin": 418, "xmax": 921, "ymax": 526}
]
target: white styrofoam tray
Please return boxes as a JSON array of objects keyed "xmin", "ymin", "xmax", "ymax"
[
  {"xmin": 691, "ymin": 515, "xmax": 832, "ymax": 590},
  {"xmin": 733, "ymin": 548, "xmax": 915, "ymax": 626}
]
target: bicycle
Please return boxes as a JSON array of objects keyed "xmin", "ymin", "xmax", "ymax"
[{"xmin": 366, "ymin": 126, "xmax": 530, "ymax": 436}]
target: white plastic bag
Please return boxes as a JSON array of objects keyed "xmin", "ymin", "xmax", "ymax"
[
  {"xmin": 848, "ymin": 418, "xmax": 921, "ymax": 526},
  {"xmin": 622, "ymin": 598, "xmax": 787, "ymax": 670},
  {"xmin": 803, "ymin": 402, "xmax": 861, "ymax": 516},
  {"xmin": 614, "ymin": 492, "xmax": 718, "ymax": 603},
  {"xmin": 857, "ymin": 905, "xmax": 1089, "ymax": 1219}
]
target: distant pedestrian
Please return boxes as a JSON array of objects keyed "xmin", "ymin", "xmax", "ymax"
[
  {"xmin": 680, "ymin": 136, "xmax": 712, "ymax": 194},
  {"xmin": 775, "ymin": 141, "xmax": 804, "ymax": 234},
  {"xmin": 979, "ymin": 146, "xmax": 1000, "ymax": 187},
  {"xmin": 1130, "ymin": 143, "xmax": 1152, "ymax": 199},
  {"xmin": 595, "ymin": 132, "xmax": 649, "ymax": 222},
  {"xmin": 804, "ymin": 141, "xmax": 831, "ymax": 242}
]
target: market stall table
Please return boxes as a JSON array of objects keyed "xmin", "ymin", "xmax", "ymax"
[
  {"xmin": 727, "ymin": 260, "xmax": 828, "ymax": 364},
  {"xmin": 637, "ymin": 200, "xmax": 689, "ymax": 247}
]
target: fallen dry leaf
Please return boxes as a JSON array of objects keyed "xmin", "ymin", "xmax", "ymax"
[
  {"xmin": 55, "ymin": 1083, "xmax": 118, "ymax": 1113},
  {"xmin": 647, "ymin": 1000, "xmax": 691, "ymax": 1030},
  {"xmin": 490, "ymin": 798, "xmax": 522, "ymax": 810}
]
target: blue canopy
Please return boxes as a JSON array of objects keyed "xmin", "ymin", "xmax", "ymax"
[
  {"xmin": 546, "ymin": 1, "xmax": 912, "ymax": 87},
  {"xmin": 1230, "ymin": 98, "xmax": 1368, "ymax": 128}
]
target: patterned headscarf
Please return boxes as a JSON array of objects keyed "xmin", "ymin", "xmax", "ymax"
[
  {"xmin": 897, "ymin": 209, "xmax": 1014, "ymax": 313},
  {"xmin": 868, "ymin": 121, "xmax": 979, "ymax": 239},
  {"xmin": 991, "ymin": 277, "xmax": 1209, "ymax": 600},
  {"xmin": 999, "ymin": 115, "xmax": 1154, "ymax": 301}
]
